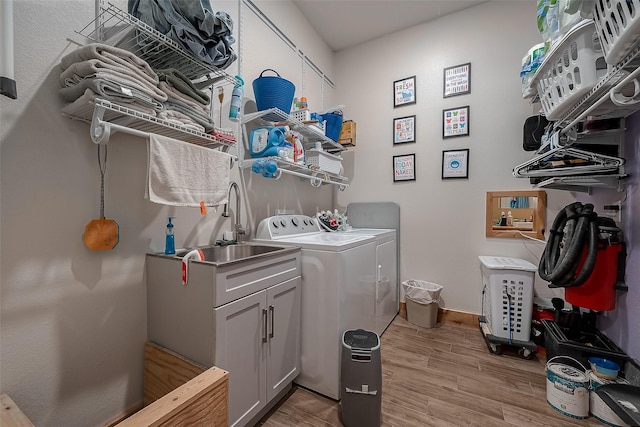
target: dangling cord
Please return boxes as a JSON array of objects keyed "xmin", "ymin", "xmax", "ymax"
[{"xmin": 98, "ymin": 144, "xmax": 107, "ymax": 218}]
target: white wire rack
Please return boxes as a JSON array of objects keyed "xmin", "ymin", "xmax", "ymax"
[
  {"xmin": 241, "ymin": 108, "xmax": 345, "ymax": 153},
  {"xmin": 240, "ymin": 157, "xmax": 349, "ymax": 190},
  {"xmin": 75, "ymin": 2, "xmax": 236, "ymax": 85},
  {"xmin": 63, "ymin": 97, "xmax": 236, "ymax": 149}
]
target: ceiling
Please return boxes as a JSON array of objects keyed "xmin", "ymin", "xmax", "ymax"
[{"xmin": 292, "ymin": 0, "xmax": 489, "ymax": 52}]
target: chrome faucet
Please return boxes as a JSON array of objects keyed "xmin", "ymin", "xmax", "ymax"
[{"xmin": 222, "ymin": 181, "xmax": 246, "ymax": 242}]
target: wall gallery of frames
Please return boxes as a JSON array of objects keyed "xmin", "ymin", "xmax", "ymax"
[{"xmin": 392, "ymin": 62, "xmax": 471, "ymax": 183}]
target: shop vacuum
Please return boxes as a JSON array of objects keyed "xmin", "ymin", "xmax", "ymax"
[{"xmin": 537, "ymin": 202, "xmax": 629, "ymax": 368}]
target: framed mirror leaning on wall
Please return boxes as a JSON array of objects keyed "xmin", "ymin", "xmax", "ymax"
[{"xmin": 485, "ymin": 190, "xmax": 546, "ymax": 239}]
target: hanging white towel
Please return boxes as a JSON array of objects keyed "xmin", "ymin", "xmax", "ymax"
[{"xmin": 146, "ymin": 134, "xmax": 232, "ymax": 207}]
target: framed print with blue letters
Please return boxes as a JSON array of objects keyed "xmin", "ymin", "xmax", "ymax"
[{"xmin": 442, "ymin": 149, "xmax": 469, "ymax": 179}]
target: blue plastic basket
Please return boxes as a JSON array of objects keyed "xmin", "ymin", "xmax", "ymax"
[{"xmin": 252, "ymin": 69, "xmax": 296, "ymax": 117}]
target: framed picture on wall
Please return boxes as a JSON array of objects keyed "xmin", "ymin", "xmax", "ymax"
[
  {"xmin": 393, "ymin": 153, "xmax": 416, "ymax": 182},
  {"xmin": 393, "ymin": 76, "xmax": 416, "ymax": 107},
  {"xmin": 393, "ymin": 115, "xmax": 416, "ymax": 144},
  {"xmin": 442, "ymin": 149, "xmax": 469, "ymax": 179},
  {"xmin": 443, "ymin": 62, "xmax": 471, "ymax": 98},
  {"xmin": 442, "ymin": 105, "xmax": 469, "ymax": 139}
]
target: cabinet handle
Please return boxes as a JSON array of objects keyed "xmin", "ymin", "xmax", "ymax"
[
  {"xmin": 269, "ymin": 305, "xmax": 274, "ymax": 339},
  {"xmin": 262, "ymin": 309, "xmax": 268, "ymax": 343},
  {"xmin": 377, "ymin": 264, "xmax": 382, "ymax": 283}
]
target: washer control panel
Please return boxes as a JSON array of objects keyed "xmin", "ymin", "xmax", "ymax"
[{"xmin": 255, "ymin": 215, "xmax": 321, "ymax": 239}]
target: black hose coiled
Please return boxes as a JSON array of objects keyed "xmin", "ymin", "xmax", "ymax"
[{"xmin": 538, "ymin": 202, "xmax": 599, "ymax": 288}]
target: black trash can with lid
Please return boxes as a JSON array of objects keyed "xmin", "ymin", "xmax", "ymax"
[{"xmin": 340, "ymin": 329, "xmax": 382, "ymax": 427}]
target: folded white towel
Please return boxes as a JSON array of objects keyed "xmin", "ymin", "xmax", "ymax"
[
  {"xmin": 146, "ymin": 134, "xmax": 232, "ymax": 207},
  {"xmin": 60, "ymin": 43, "xmax": 159, "ymax": 84}
]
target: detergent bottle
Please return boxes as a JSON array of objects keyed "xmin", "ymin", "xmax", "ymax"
[
  {"xmin": 164, "ymin": 217, "xmax": 176, "ymax": 255},
  {"xmin": 249, "ymin": 126, "xmax": 287, "ymax": 158}
]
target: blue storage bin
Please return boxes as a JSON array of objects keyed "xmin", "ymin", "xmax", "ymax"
[{"xmin": 322, "ymin": 112, "xmax": 343, "ymax": 142}]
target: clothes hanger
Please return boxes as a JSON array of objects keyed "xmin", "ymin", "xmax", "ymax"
[{"xmin": 513, "ymin": 145, "xmax": 625, "ymax": 177}]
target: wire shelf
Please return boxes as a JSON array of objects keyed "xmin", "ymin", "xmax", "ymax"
[
  {"xmin": 240, "ymin": 157, "xmax": 349, "ymax": 189},
  {"xmin": 75, "ymin": 2, "xmax": 236, "ymax": 85},
  {"xmin": 242, "ymin": 108, "xmax": 345, "ymax": 153},
  {"xmin": 63, "ymin": 97, "xmax": 236, "ymax": 148}
]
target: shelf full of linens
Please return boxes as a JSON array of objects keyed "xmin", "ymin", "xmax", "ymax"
[
  {"xmin": 60, "ymin": 2, "xmax": 238, "ymax": 149},
  {"xmin": 76, "ymin": 2, "xmax": 237, "ymax": 85}
]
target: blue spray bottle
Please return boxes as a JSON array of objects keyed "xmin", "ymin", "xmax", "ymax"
[
  {"xmin": 228, "ymin": 75, "xmax": 244, "ymax": 122},
  {"xmin": 165, "ymin": 217, "xmax": 176, "ymax": 255}
]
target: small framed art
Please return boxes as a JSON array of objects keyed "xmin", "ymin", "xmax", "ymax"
[
  {"xmin": 393, "ymin": 153, "xmax": 416, "ymax": 182},
  {"xmin": 443, "ymin": 62, "xmax": 471, "ymax": 98},
  {"xmin": 442, "ymin": 149, "xmax": 469, "ymax": 179},
  {"xmin": 393, "ymin": 76, "xmax": 416, "ymax": 107},
  {"xmin": 442, "ymin": 105, "xmax": 469, "ymax": 139},
  {"xmin": 393, "ymin": 115, "xmax": 415, "ymax": 144}
]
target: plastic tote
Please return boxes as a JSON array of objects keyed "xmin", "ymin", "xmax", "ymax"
[
  {"xmin": 252, "ymin": 69, "xmax": 296, "ymax": 115},
  {"xmin": 402, "ymin": 280, "xmax": 442, "ymax": 328}
]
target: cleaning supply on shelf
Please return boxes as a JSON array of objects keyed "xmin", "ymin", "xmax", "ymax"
[
  {"xmin": 285, "ymin": 129, "xmax": 305, "ymax": 164},
  {"xmin": 507, "ymin": 211, "xmax": 513, "ymax": 226},
  {"xmin": 249, "ymin": 126, "xmax": 286, "ymax": 157},
  {"xmin": 251, "ymin": 159, "xmax": 280, "ymax": 178},
  {"xmin": 165, "ymin": 217, "xmax": 176, "ymax": 255},
  {"xmin": 228, "ymin": 75, "xmax": 244, "ymax": 122}
]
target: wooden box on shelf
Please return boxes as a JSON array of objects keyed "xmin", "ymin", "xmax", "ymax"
[{"xmin": 338, "ymin": 120, "xmax": 356, "ymax": 146}]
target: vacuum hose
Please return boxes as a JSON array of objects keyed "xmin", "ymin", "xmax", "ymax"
[{"xmin": 538, "ymin": 202, "xmax": 599, "ymax": 287}]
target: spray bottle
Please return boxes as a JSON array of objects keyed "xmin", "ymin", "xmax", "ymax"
[
  {"xmin": 165, "ymin": 217, "xmax": 176, "ymax": 255},
  {"xmin": 228, "ymin": 75, "xmax": 244, "ymax": 122}
]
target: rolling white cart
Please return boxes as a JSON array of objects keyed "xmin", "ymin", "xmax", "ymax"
[{"xmin": 478, "ymin": 256, "xmax": 538, "ymax": 359}]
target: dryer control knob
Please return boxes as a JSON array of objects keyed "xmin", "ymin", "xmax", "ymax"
[{"xmin": 292, "ymin": 217, "xmax": 299, "ymax": 227}]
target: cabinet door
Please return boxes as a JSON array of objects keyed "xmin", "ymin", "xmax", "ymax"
[
  {"xmin": 375, "ymin": 239, "xmax": 398, "ymax": 335},
  {"xmin": 214, "ymin": 291, "xmax": 267, "ymax": 427},
  {"xmin": 265, "ymin": 276, "xmax": 301, "ymax": 402}
]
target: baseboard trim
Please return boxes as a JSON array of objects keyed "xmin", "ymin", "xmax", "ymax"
[{"xmin": 399, "ymin": 302, "xmax": 478, "ymax": 328}]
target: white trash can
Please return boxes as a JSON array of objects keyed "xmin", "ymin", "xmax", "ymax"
[{"xmin": 402, "ymin": 280, "xmax": 442, "ymax": 328}]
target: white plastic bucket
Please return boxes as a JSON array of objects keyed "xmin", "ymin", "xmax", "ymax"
[
  {"xmin": 546, "ymin": 356, "xmax": 590, "ymax": 419},
  {"xmin": 589, "ymin": 371, "xmax": 631, "ymax": 427}
]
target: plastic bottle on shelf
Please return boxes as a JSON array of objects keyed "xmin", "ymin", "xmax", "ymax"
[
  {"xmin": 507, "ymin": 211, "xmax": 513, "ymax": 226},
  {"xmin": 299, "ymin": 96, "xmax": 308, "ymax": 109},
  {"xmin": 499, "ymin": 212, "xmax": 507, "ymax": 226},
  {"xmin": 228, "ymin": 75, "xmax": 244, "ymax": 122}
]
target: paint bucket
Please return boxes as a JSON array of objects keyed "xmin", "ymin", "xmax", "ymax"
[
  {"xmin": 589, "ymin": 371, "xmax": 631, "ymax": 427},
  {"xmin": 546, "ymin": 356, "xmax": 590, "ymax": 419}
]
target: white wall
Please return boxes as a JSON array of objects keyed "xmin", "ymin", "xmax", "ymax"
[
  {"xmin": 334, "ymin": 1, "xmax": 574, "ymax": 313},
  {"xmin": 0, "ymin": 0, "xmax": 335, "ymax": 425}
]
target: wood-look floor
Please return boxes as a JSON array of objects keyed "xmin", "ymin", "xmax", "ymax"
[{"xmin": 259, "ymin": 316, "xmax": 607, "ymax": 426}]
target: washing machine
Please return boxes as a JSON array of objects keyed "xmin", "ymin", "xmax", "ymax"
[{"xmin": 254, "ymin": 215, "xmax": 377, "ymax": 400}]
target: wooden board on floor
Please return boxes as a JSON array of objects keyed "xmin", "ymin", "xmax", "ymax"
[
  {"xmin": 399, "ymin": 303, "xmax": 478, "ymax": 328},
  {"xmin": 143, "ymin": 341, "xmax": 207, "ymax": 406},
  {"xmin": 116, "ymin": 367, "xmax": 229, "ymax": 427}
]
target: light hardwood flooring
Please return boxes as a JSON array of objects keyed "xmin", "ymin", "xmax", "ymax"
[{"xmin": 259, "ymin": 315, "xmax": 607, "ymax": 426}]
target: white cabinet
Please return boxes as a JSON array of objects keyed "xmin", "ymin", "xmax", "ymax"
[
  {"xmin": 214, "ymin": 277, "xmax": 300, "ymax": 427},
  {"xmin": 146, "ymin": 248, "xmax": 301, "ymax": 427}
]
